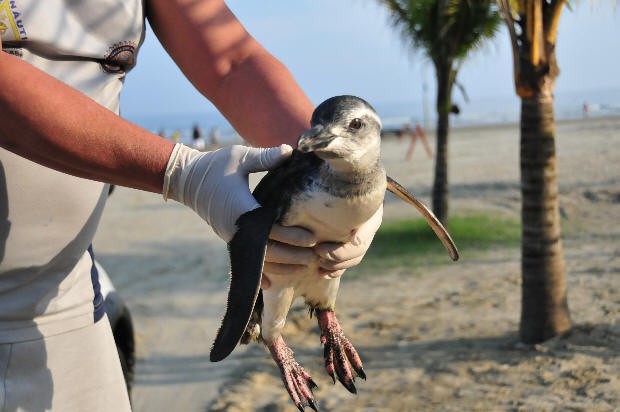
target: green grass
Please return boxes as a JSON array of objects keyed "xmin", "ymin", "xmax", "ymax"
[{"xmin": 348, "ymin": 213, "xmax": 521, "ymax": 277}]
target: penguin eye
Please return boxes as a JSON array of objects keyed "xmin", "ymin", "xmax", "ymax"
[{"xmin": 349, "ymin": 118, "xmax": 363, "ymax": 130}]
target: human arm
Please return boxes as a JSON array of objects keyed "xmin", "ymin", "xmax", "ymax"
[
  {"xmin": 145, "ymin": 0, "xmax": 314, "ymax": 147},
  {"xmin": 0, "ymin": 38, "xmax": 289, "ymax": 241},
  {"xmin": 0, "ymin": 1, "xmax": 312, "ymax": 193},
  {"xmin": 0, "ymin": 37, "xmax": 173, "ymax": 193}
]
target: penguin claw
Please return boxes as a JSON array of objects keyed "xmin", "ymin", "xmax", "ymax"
[
  {"xmin": 309, "ymin": 378, "xmax": 318, "ymax": 390},
  {"xmin": 328, "ymin": 371, "xmax": 336, "ymax": 385},
  {"xmin": 339, "ymin": 376, "xmax": 357, "ymax": 394},
  {"xmin": 316, "ymin": 308, "xmax": 365, "ymax": 394},
  {"xmin": 358, "ymin": 367, "xmax": 367, "ymax": 380},
  {"xmin": 296, "ymin": 399, "xmax": 319, "ymax": 412}
]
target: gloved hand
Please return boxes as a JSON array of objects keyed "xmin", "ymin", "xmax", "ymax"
[
  {"xmin": 163, "ymin": 143, "xmax": 293, "ymax": 242},
  {"xmin": 261, "ymin": 204, "xmax": 383, "ymax": 288},
  {"xmin": 315, "ymin": 203, "xmax": 383, "ymax": 276}
]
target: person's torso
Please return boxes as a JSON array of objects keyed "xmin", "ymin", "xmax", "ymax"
[{"xmin": 0, "ymin": 0, "xmax": 145, "ymax": 341}]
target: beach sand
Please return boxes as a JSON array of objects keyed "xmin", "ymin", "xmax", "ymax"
[{"xmin": 93, "ymin": 116, "xmax": 620, "ymax": 411}]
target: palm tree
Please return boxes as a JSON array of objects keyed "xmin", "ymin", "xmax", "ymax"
[
  {"xmin": 379, "ymin": 0, "xmax": 501, "ymax": 224},
  {"xmin": 497, "ymin": 0, "xmax": 571, "ymax": 343}
]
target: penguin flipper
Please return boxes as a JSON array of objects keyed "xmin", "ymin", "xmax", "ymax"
[
  {"xmin": 386, "ymin": 176, "xmax": 459, "ymax": 261},
  {"xmin": 210, "ymin": 207, "xmax": 278, "ymax": 362}
]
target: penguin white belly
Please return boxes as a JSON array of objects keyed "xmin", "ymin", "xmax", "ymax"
[
  {"xmin": 265, "ymin": 189, "xmax": 382, "ymax": 289},
  {"xmin": 260, "ymin": 188, "xmax": 384, "ymax": 342},
  {"xmin": 285, "ymin": 189, "xmax": 382, "ymax": 243}
]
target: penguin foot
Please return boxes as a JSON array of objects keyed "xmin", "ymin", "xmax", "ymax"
[
  {"xmin": 268, "ymin": 335, "xmax": 318, "ymax": 411},
  {"xmin": 316, "ymin": 308, "xmax": 365, "ymax": 394}
]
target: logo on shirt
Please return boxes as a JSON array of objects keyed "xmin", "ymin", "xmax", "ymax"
[
  {"xmin": 102, "ymin": 41, "xmax": 137, "ymax": 74},
  {"xmin": 0, "ymin": 0, "xmax": 27, "ymax": 41}
]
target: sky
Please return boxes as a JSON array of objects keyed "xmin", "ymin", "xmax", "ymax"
[{"xmin": 120, "ymin": 1, "xmax": 619, "ymax": 125}]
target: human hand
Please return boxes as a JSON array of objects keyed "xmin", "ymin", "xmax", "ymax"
[
  {"xmin": 315, "ymin": 203, "xmax": 383, "ymax": 276},
  {"xmin": 260, "ymin": 204, "xmax": 383, "ymax": 289},
  {"xmin": 163, "ymin": 143, "xmax": 293, "ymax": 242}
]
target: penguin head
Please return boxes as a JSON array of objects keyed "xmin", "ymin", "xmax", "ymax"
[{"xmin": 297, "ymin": 96, "xmax": 382, "ymax": 166}]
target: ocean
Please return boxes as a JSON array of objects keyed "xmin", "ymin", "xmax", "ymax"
[{"xmin": 122, "ymin": 87, "xmax": 620, "ymax": 146}]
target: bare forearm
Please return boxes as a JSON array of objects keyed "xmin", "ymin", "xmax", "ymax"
[
  {"xmin": 0, "ymin": 50, "xmax": 174, "ymax": 193},
  {"xmin": 213, "ymin": 52, "xmax": 314, "ymax": 147},
  {"xmin": 146, "ymin": 0, "xmax": 313, "ymax": 147}
]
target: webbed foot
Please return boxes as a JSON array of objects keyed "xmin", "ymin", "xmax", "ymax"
[
  {"xmin": 268, "ymin": 335, "xmax": 319, "ymax": 411},
  {"xmin": 316, "ymin": 308, "xmax": 365, "ymax": 394}
]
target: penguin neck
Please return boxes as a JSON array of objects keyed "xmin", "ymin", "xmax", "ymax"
[
  {"xmin": 318, "ymin": 148, "xmax": 385, "ymax": 198},
  {"xmin": 320, "ymin": 140, "xmax": 380, "ymax": 172}
]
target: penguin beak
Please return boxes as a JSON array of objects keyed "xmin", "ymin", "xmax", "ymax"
[{"xmin": 297, "ymin": 125, "xmax": 336, "ymax": 152}]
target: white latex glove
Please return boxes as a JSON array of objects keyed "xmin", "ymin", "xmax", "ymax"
[
  {"xmin": 163, "ymin": 143, "xmax": 293, "ymax": 242},
  {"xmin": 315, "ymin": 203, "xmax": 383, "ymax": 276},
  {"xmin": 261, "ymin": 204, "xmax": 383, "ymax": 288}
]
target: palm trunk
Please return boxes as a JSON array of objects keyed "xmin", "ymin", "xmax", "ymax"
[
  {"xmin": 432, "ymin": 64, "xmax": 452, "ymax": 224},
  {"xmin": 519, "ymin": 87, "xmax": 571, "ymax": 343}
]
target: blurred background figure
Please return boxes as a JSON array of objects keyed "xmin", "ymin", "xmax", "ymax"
[
  {"xmin": 582, "ymin": 101, "xmax": 590, "ymax": 119},
  {"xmin": 192, "ymin": 123, "xmax": 206, "ymax": 150}
]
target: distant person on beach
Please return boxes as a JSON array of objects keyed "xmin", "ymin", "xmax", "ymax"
[
  {"xmin": 192, "ymin": 124, "xmax": 206, "ymax": 150},
  {"xmin": 0, "ymin": 1, "xmax": 382, "ymax": 410},
  {"xmin": 583, "ymin": 102, "xmax": 590, "ymax": 119}
]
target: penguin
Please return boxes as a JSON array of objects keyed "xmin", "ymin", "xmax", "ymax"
[{"xmin": 210, "ymin": 96, "xmax": 458, "ymax": 411}]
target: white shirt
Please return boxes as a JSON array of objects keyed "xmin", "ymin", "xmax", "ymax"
[{"xmin": 0, "ymin": 0, "xmax": 144, "ymax": 342}]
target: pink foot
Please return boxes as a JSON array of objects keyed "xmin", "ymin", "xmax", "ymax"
[
  {"xmin": 316, "ymin": 308, "xmax": 365, "ymax": 393},
  {"xmin": 268, "ymin": 335, "xmax": 318, "ymax": 411}
]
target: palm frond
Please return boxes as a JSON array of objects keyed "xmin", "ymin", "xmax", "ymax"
[{"xmin": 377, "ymin": 0, "xmax": 501, "ymax": 65}]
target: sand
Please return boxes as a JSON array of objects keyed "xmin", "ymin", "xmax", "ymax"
[{"xmin": 93, "ymin": 116, "xmax": 620, "ymax": 412}]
